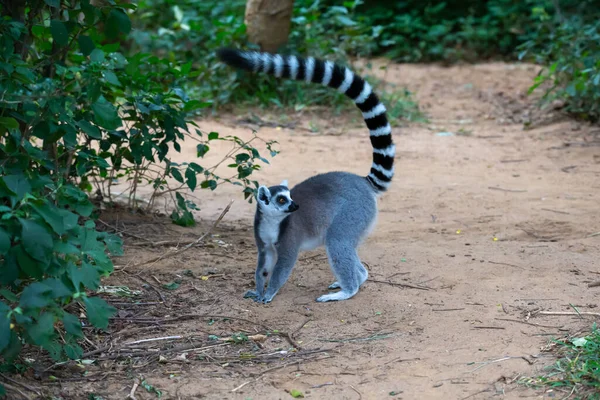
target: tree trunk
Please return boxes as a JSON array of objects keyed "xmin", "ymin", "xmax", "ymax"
[{"xmin": 244, "ymin": 0, "xmax": 294, "ymax": 53}]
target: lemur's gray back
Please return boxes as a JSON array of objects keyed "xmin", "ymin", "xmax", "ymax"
[{"xmin": 217, "ymin": 48, "xmax": 396, "ymax": 192}]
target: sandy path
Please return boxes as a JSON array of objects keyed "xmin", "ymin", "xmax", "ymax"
[{"xmin": 52, "ymin": 61, "xmax": 600, "ymax": 400}]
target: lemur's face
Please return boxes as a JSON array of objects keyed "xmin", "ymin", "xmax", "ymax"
[{"xmin": 257, "ymin": 180, "xmax": 299, "ymax": 216}]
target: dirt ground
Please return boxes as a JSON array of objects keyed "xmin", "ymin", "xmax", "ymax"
[{"xmin": 23, "ymin": 60, "xmax": 600, "ymax": 400}]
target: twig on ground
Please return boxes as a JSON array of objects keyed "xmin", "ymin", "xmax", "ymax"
[
  {"xmin": 488, "ymin": 260, "xmax": 522, "ymax": 269},
  {"xmin": 0, "ymin": 374, "xmax": 41, "ymax": 396},
  {"xmin": 126, "ymin": 376, "xmax": 141, "ymax": 400},
  {"xmin": 588, "ymin": 280, "xmax": 600, "ymax": 288},
  {"xmin": 488, "ymin": 186, "xmax": 527, "ymax": 193},
  {"xmin": 494, "ymin": 318, "xmax": 562, "ymax": 329},
  {"xmin": 231, "ymin": 381, "xmax": 251, "ymax": 392},
  {"xmin": 319, "ymin": 333, "xmax": 395, "ymax": 343},
  {"xmin": 432, "ymin": 308, "xmax": 465, "ymax": 312},
  {"xmin": 130, "ymin": 273, "xmax": 167, "ymax": 305},
  {"xmin": 350, "ymin": 385, "xmax": 362, "ymax": 399},
  {"xmin": 537, "ymin": 311, "xmax": 600, "ymax": 317},
  {"xmin": 469, "ymin": 356, "xmax": 532, "ymax": 373},
  {"xmin": 292, "ymin": 318, "xmax": 312, "ymax": 338},
  {"xmin": 311, "ymin": 382, "xmax": 334, "ymax": 389},
  {"xmin": 97, "ymin": 219, "xmax": 152, "ymax": 244},
  {"xmin": 384, "ymin": 357, "xmax": 421, "ymax": 365},
  {"xmin": 369, "ymin": 279, "xmax": 431, "ymax": 291},
  {"xmin": 540, "ymin": 208, "xmax": 570, "ymax": 215},
  {"xmin": 473, "ymin": 326, "xmax": 505, "ymax": 330},
  {"xmin": 122, "ymin": 200, "xmax": 233, "ymax": 269},
  {"xmin": 0, "ymin": 382, "xmax": 32, "ymax": 400},
  {"xmin": 123, "ymin": 336, "xmax": 183, "ymax": 346}
]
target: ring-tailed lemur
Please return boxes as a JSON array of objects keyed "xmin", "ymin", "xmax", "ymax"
[{"xmin": 217, "ymin": 48, "xmax": 395, "ymax": 303}]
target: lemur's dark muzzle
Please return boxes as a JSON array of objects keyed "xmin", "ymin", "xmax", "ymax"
[{"xmin": 287, "ymin": 202, "xmax": 299, "ymax": 212}]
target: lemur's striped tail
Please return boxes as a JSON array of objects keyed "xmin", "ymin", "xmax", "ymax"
[{"xmin": 217, "ymin": 48, "xmax": 395, "ymax": 193}]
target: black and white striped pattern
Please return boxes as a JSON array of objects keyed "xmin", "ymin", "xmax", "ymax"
[{"xmin": 217, "ymin": 48, "xmax": 395, "ymax": 193}]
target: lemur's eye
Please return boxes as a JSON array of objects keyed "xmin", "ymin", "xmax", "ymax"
[{"xmin": 277, "ymin": 197, "xmax": 286, "ymax": 204}]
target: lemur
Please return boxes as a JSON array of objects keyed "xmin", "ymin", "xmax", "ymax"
[{"xmin": 217, "ymin": 48, "xmax": 395, "ymax": 303}]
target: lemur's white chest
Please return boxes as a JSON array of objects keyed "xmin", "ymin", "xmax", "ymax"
[{"xmin": 258, "ymin": 215, "xmax": 285, "ymax": 247}]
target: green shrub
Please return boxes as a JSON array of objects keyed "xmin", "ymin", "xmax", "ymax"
[
  {"xmin": 129, "ymin": 0, "xmax": 400, "ymax": 114},
  {"xmin": 0, "ymin": 0, "xmax": 274, "ymax": 378},
  {"xmin": 520, "ymin": 12, "xmax": 600, "ymax": 121}
]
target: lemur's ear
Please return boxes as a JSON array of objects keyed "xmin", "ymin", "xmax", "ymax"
[
  {"xmin": 257, "ymin": 186, "xmax": 271, "ymax": 205},
  {"xmin": 280, "ymin": 179, "xmax": 288, "ymax": 187}
]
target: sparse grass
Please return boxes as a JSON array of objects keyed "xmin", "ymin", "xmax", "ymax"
[{"xmin": 520, "ymin": 324, "xmax": 600, "ymax": 399}]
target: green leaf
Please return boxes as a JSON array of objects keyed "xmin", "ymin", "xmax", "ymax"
[
  {"xmin": 290, "ymin": 389, "xmax": 304, "ymax": 398},
  {"xmin": 1, "ymin": 331, "xmax": 20, "ymax": 362},
  {"xmin": 77, "ymin": 120, "xmax": 102, "ymax": 139},
  {"xmin": 0, "ymin": 227, "xmax": 10, "ymax": 255},
  {"xmin": 162, "ymin": 281, "xmax": 180, "ymax": 290},
  {"xmin": 99, "ymin": 233, "xmax": 123, "ymax": 256},
  {"xmin": 185, "ymin": 167, "xmax": 197, "ymax": 191},
  {"xmin": 0, "ymin": 289, "xmax": 17, "ymax": 303},
  {"xmin": 105, "ymin": 9, "xmax": 131, "ymax": 39},
  {"xmin": 19, "ymin": 282, "xmax": 53, "ymax": 309},
  {"xmin": 83, "ymin": 296, "xmax": 116, "ymax": 330},
  {"xmin": 0, "ymin": 249, "xmax": 19, "ymax": 285},
  {"xmin": 30, "ymin": 202, "xmax": 65, "ymax": 235},
  {"xmin": 103, "ymin": 71, "xmax": 121, "ymax": 87},
  {"xmin": 170, "ymin": 168, "xmax": 184, "ymax": 183},
  {"xmin": 62, "ymin": 313, "xmax": 83, "ymax": 338},
  {"xmin": 42, "ymin": 278, "xmax": 72, "ymax": 298},
  {"xmin": 50, "ymin": 20, "xmax": 69, "ymax": 46},
  {"xmin": 90, "ymin": 48, "xmax": 105, "ymax": 63},
  {"xmin": 78, "ymin": 35, "xmax": 95, "ymax": 56},
  {"xmin": 28, "ymin": 312, "xmax": 55, "ymax": 346},
  {"xmin": 19, "ymin": 219, "xmax": 53, "ymax": 262},
  {"xmin": 170, "ymin": 210, "xmax": 195, "ymax": 227},
  {"xmin": 17, "ymin": 249, "xmax": 45, "ymax": 279},
  {"xmin": 208, "ymin": 132, "xmax": 219, "ymax": 140},
  {"xmin": 0, "ymin": 302, "xmax": 11, "ymax": 353},
  {"xmin": 91, "ymin": 96, "xmax": 121, "ymax": 130},
  {"xmin": 196, "ymin": 144, "xmax": 209, "ymax": 157},
  {"xmin": 68, "ymin": 262, "xmax": 100, "ymax": 291},
  {"xmin": 0, "ymin": 117, "xmax": 18, "ymax": 130},
  {"xmin": 64, "ymin": 343, "xmax": 83, "ymax": 360},
  {"xmin": 2, "ymin": 174, "xmax": 31, "ymax": 202},
  {"xmin": 44, "ymin": 0, "xmax": 60, "ymax": 7}
]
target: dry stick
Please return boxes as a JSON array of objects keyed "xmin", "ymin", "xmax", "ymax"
[
  {"xmin": 292, "ymin": 318, "xmax": 312, "ymax": 339},
  {"xmin": 588, "ymin": 280, "xmax": 600, "ymax": 288},
  {"xmin": 0, "ymin": 374, "xmax": 41, "ymax": 396},
  {"xmin": 432, "ymin": 308, "xmax": 465, "ymax": 312},
  {"xmin": 473, "ymin": 326, "xmax": 505, "ymax": 330},
  {"xmin": 1, "ymin": 382, "xmax": 32, "ymax": 400},
  {"xmin": 369, "ymin": 279, "xmax": 431, "ymax": 291},
  {"xmin": 537, "ymin": 311, "xmax": 600, "ymax": 317},
  {"xmin": 126, "ymin": 377, "xmax": 141, "ymax": 400},
  {"xmin": 541, "ymin": 208, "xmax": 570, "ymax": 215},
  {"xmin": 350, "ymin": 385, "xmax": 363, "ymax": 399},
  {"xmin": 494, "ymin": 318, "xmax": 562, "ymax": 329},
  {"xmin": 231, "ymin": 381, "xmax": 251, "ymax": 393},
  {"xmin": 123, "ymin": 335, "xmax": 183, "ymax": 346},
  {"xmin": 488, "ymin": 186, "xmax": 527, "ymax": 193},
  {"xmin": 125, "ymin": 199, "xmax": 233, "ymax": 269},
  {"xmin": 488, "ymin": 260, "xmax": 523, "ymax": 269}
]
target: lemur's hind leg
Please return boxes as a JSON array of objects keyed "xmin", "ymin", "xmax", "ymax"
[
  {"xmin": 318, "ymin": 239, "xmax": 364, "ymax": 302},
  {"xmin": 328, "ymin": 263, "xmax": 368, "ymax": 291}
]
